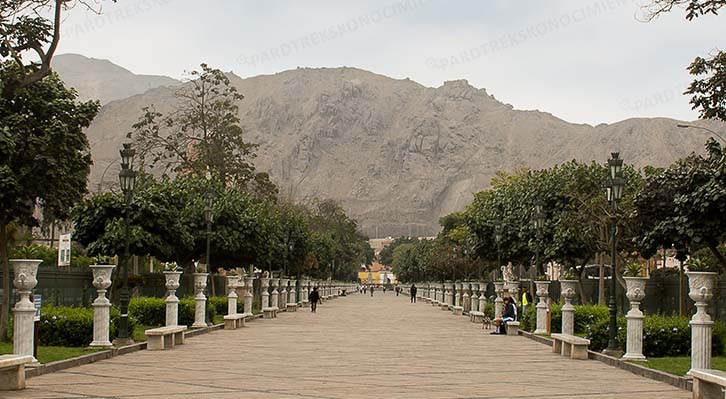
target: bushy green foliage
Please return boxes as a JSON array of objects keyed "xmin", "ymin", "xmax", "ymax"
[
  {"xmin": 128, "ymin": 296, "xmax": 217, "ymax": 327},
  {"xmin": 36, "ymin": 306, "xmax": 135, "ymax": 347},
  {"xmin": 482, "ymin": 302, "xmax": 494, "ymax": 319},
  {"xmin": 208, "ymin": 296, "xmax": 242, "ymax": 316},
  {"xmin": 586, "ymin": 314, "xmax": 726, "ymax": 357}
]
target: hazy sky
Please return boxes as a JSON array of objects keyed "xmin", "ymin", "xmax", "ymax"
[{"xmin": 56, "ymin": 0, "xmax": 724, "ymax": 125}]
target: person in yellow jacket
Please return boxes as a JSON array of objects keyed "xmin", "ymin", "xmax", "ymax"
[{"xmin": 520, "ymin": 287, "xmax": 533, "ymax": 314}]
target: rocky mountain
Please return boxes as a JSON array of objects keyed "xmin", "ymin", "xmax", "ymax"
[
  {"xmin": 54, "ymin": 58, "xmax": 726, "ymax": 238},
  {"xmin": 52, "ymin": 54, "xmax": 180, "ymax": 105}
]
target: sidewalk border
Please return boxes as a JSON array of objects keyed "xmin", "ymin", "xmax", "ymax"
[{"xmin": 518, "ymin": 330, "xmax": 693, "ymax": 392}]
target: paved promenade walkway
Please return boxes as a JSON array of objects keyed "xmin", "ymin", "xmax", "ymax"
[{"xmin": 8, "ymin": 292, "xmax": 689, "ymax": 399}]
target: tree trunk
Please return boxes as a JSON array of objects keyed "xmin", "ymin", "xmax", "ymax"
[
  {"xmin": 0, "ymin": 222, "xmax": 10, "ymax": 341},
  {"xmin": 598, "ymin": 251, "xmax": 606, "ymax": 306}
]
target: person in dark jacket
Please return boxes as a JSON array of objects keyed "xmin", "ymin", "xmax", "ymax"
[
  {"xmin": 309, "ymin": 287, "xmax": 320, "ymax": 313},
  {"xmin": 492, "ymin": 297, "xmax": 516, "ymax": 334},
  {"xmin": 410, "ymin": 284, "xmax": 417, "ymax": 303}
]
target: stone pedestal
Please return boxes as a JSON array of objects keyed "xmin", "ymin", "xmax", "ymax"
[
  {"xmin": 302, "ymin": 279, "xmax": 310, "ymax": 307},
  {"xmin": 11, "ymin": 259, "xmax": 41, "ymax": 364},
  {"xmin": 164, "ymin": 271, "xmax": 183, "ymax": 326},
  {"xmin": 493, "ymin": 281, "xmax": 504, "ymax": 319},
  {"xmin": 478, "ymin": 281, "xmax": 487, "ymax": 313},
  {"xmin": 289, "ymin": 279, "xmax": 297, "ymax": 305},
  {"xmin": 279, "ymin": 278, "xmax": 289, "ymax": 311},
  {"xmin": 463, "ymin": 282, "xmax": 471, "ymax": 313},
  {"xmin": 89, "ymin": 265, "xmax": 115, "ymax": 348},
  {"xmin": 270, "ymin": 278, "xmax": 280, "ymax": 311},
  {"xmin": 262, "ymin": 277, "xmax": 276, "ymax": 318},
  {"xmin": 560, "ymin": 280, "xmax": 578, "ymax": 336},
  {"xmin": 687, "ymin": 271, "xmax": 717, "ymax": 373},
  {"xmin": 192, "ymin": 273, "xmax": 209, "ymax": 328},
  {"xmin": 456, "ymin": 282, "xmax": 463, "ymax": 307},
  {"xmin": 227, "ymin": 275, "xmax": 240, "ymax": 315},
  {"xmin": 622, "ymin": 277, "xmax": 648, "ymax": 361},
  {"xmin": 470, "ymin": 283, "xmax": 479, "ymax": 312},
  {"xmin": 534, "ymin": 280, "xmax": 550, "ymax": 335},
  {"xmin": 244, "ymin": 275, "xmax": 254, "ymax": 317}
]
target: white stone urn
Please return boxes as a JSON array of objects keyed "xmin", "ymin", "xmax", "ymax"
[
  {"xmin": 192, "ymin": 272, "xmax": 209, "ymax": 328},
  {"xmin": 559, "ymin": 280, "xmax": 578, "ymax": 336},
  {"xmin": 163, "ymin": 270, "xmax": 183, "ymax": 326},
  {"xmin": 622, "ymin": 277, "xmax": 648, "ymax": 361},
  {"xmin": 11, "ymin": 259, "xmax": 41, "ymax": 363},
  {"xmin": 89, "ymin": 264, "xmax": 115, "ymax": 348},
  {"xmin": 493, "ymin": 281, "xmax": 505, "ymax": 319},
  {"xmin": 687, "ymin": 271, "xmax": 718, "ymax": 373},
  {"xmin": 534, "ymin": 280, "xmax": 551, "ymax": 335}
]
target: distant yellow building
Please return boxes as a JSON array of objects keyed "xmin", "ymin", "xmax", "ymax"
[{"xmin": 358, "ymin": 262, "xmax": 397, "ymax": 284}]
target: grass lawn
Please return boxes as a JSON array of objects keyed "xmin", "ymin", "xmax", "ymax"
[
  {"xmin": 0, "ymin": 341, "xmax": 102, "ymax": 364},
  {"xmin": 638, "ymin": 356, "xmax": 726, "ymax": 376}
]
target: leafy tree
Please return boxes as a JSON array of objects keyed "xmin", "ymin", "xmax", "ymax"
[
  {"xmin": 129, "ymin": 64, "xmax": 274, "ymax": 196},
  {"xmin": 0, "ymin": 69, "xmax": 98, "ymax": 340},
  {"xmin": 632, "ymin": 139, "xmax": 726, "ymax": 272},
  {"xmin": 378, "ymin": 236, "xmax": 419, "ymax": 266},
  {"xmin": 643, "ymin": 0, "xmax": 726, "ymax": 122},
  {"xmin": 0, "ymin": 0, "xmax": 114, "ymax": 98}
]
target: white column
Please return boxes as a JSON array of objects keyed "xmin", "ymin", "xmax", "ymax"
[
  {"xmin": 560, "ymin": 280, "xmax": 577, "ymax": 336},
  {"xmin": 469, "ymin": 283, "xmax": 478, "ymax": 312},
  {"xmin": 534, "ymin": 281, "xmax": 550, "ymax": 335},
  {"xmin": 280, "ymin": 278, "xmax": 289, "ymax": 310},
  {"xmin": 270, "ymin": 278, "xmax": 279, "ymax": 310},
  {"xmin": 289, "ymin": 279, "xmax": 297, "ymax": 305},
  {"xmin": 163, "ymin": 271, "xmax": 182, "ymax": 327},
  {"xmin": 90, "ymin": 265, "xmax": 115, "ymax": 348},
  {"xmin": 493, "ymin": 281, "xmax": 504, "ymax": 319},
  {"xmin": 687, "ymin": 272, "xmax": 717, "ymax": 373},
  {"xmin": 227, "ymin": 275, "xmax": 239, "ymax": 315},
  {"xmin": 623, "ymin": 277, "xmax": 648, "ymax": 361},
  {"xmin": 192, "ymin": 273, "xmax": 209, "ymax": 328},
  {"xmin": 11, "ymin": 260, "xmax": 40, "ymax": 363},
  {"xmin": 463, "ymin": 282, "xmax": 471, "ymax": 313},
  {"xmin": 478, "ymin": 281, "xmax": 487, "ymax": 314},
  {"xmin": 244, "ymin": 276, "xmax": 254, "ymax": 317},
  {"xmin": 261, "ymin": 277, "xmax": 270, "ymax": 310},
  {"xmin": 302, "ymin": 279, "xmax": 310, "ymax": 307}
]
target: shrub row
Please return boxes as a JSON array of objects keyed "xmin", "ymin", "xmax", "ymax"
[
  {"xmin": 519, "ymin": 302, "xmax": 726, "ymax": 357},
  {"xmin": 128, "ymin": 296, "xmax": 239, "ymax": 326},
  {"xmin": 37, "ymin": 306, "xmax": 136, "ymax": 347}
]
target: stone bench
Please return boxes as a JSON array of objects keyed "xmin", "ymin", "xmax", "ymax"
[
  {"xmin": 0, "ymin": 355, "xmax": 33, "ymax": 391},
  {"xmin": 691, "ymin": 368, "xmax": 726, "ymax": 399},
  {"xmin": 223, "ymin": 314, "xmax": 246, "ymax": 329},
  {"xmin": 469, "ymin": 311, "xmax": 484, "ymax": 323},
  {"xmin": 506, "ymin": 321, "xmax": 520, "ymax": 336},
  {"xmin": 262, "ymin": 307, "xmax": 277, "ymax": 319},
  {"xmin": 439, "ymin": 303, "xmax": 449, "ymax": 311},
  {"xmin": 551, "ymin": 333, "xmax": 590, "ymax": 360},
  {"xmin": 145, "ymin": 325, "xmax": 187, "ymax": 350},
  {"xmin": 287, "ymin": 303, "xmax": 299, "ymax": 312},
  {"xmin": 452, "ymin": 306, "xmax": 464, "ymax": 316}
]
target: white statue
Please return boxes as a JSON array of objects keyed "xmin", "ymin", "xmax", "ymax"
[{"xmin": 501, "ymin": 262, "xmax": 515, "ymax": 282}]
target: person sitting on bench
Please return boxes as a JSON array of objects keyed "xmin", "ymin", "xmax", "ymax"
[{"xmin": 492, "ymin": 297, "xmax": 516, "ymax": 335}]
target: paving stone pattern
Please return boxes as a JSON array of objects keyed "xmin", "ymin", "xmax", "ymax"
[{"xmin": 6, "ymin": 292, "xmax": 690, "ymax": 398}]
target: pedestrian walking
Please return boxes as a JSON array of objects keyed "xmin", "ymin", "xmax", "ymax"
[
  {"xmin": 370, "ymin": 285, "xmax": 374, "ymax": 297},
  {"xmin": 520, "ymin": 287, "xmax": 533, "ymax": 314},
  {"xmin": 410, "ymin": 283, "xmax": 417, "ymax": 303},
  {"xmin": 309, "ymin": 287, "xmax": 320, "ymax": 313}
]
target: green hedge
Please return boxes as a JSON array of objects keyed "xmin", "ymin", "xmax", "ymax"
[
  {"xmin": 37, "ymin": 306, "xmax": 136, "ymax": 347},
  {"xmin": 586, "ymin": 315, "xmax": 726, "ymax": 357},
  {"xmin": 208, "ymin": 296, "xmax": 243, "ymax": 316},
  {"xmin": 520, "ymin": 304, "xmax": 607, "ymax": 335},
  {"xmin": 128, "ymin": 296, "xmax": 220, "ymax": 327}
]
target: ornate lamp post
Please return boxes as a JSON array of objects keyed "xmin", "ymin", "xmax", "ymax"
[
  {"xmin": 677, "ymin": 124, "xmax": 726, "ymax": 145},
  {"xmin": 203, "ymin": 188, "xmax": 214, "ymax": 325},
  {"xmin": 494, "ymin": 220, "xmax": 502, "ymax": 279},
  {"xmin": 533, "ymin": 199, "xmax": 545, "ymax": 275},
  {"xmin": 115, "ymin": 143, "xmax": 136, "ymax": 346},
  {"xmin": 604, "ymin": 152, "xmax": 625, "ymax": 356}
]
